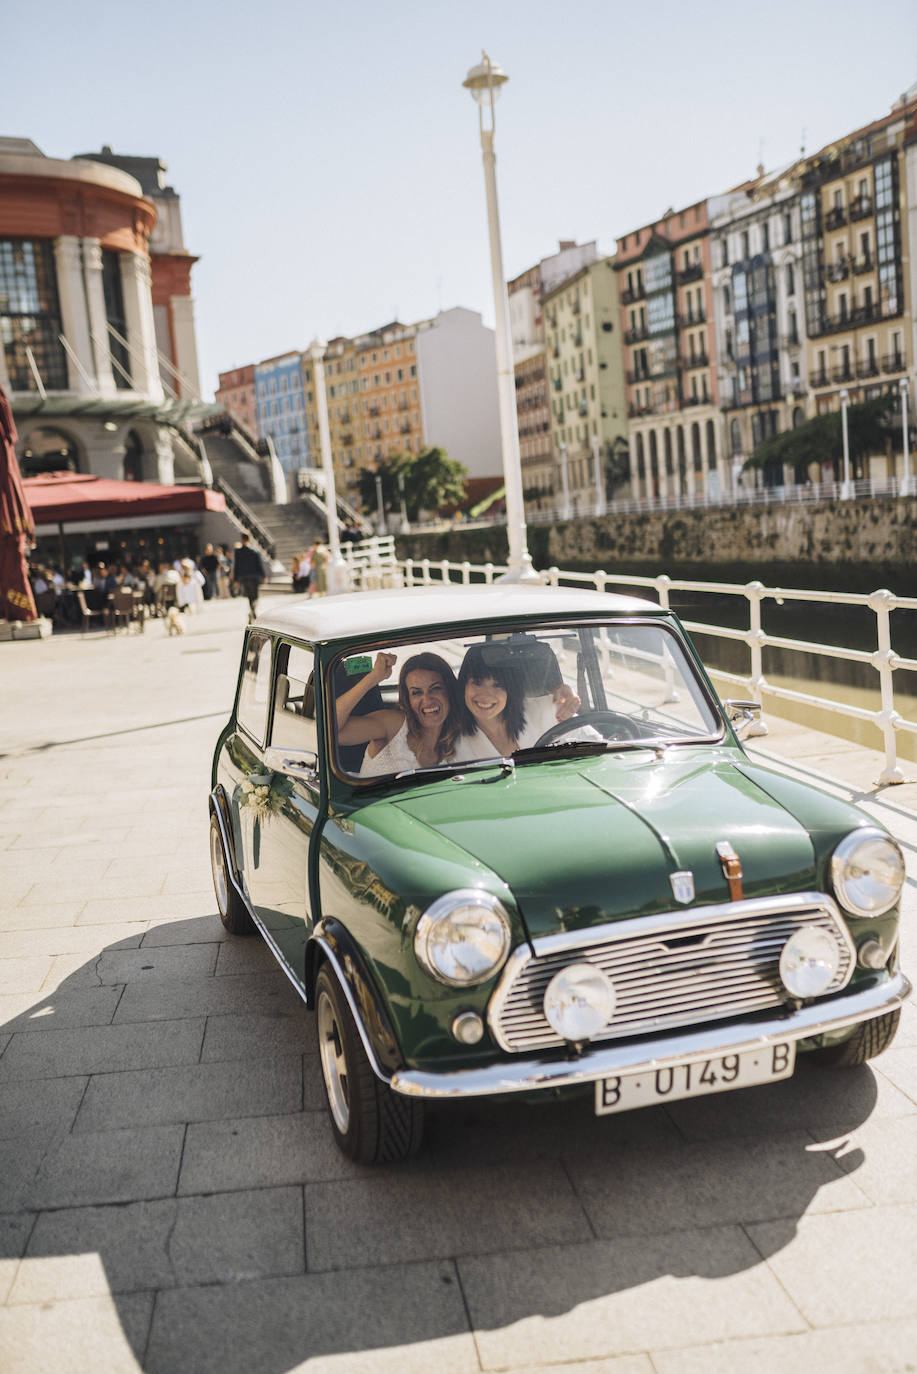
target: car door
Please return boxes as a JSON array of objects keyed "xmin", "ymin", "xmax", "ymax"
[{"xmin": 245, "ymin": 639, "xmax": 320, "ymax": 985}]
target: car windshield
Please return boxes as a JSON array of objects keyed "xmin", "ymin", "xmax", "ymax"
[{"xmin": 331, "ymin": 619, "xmax": 722, "ymax": 782}]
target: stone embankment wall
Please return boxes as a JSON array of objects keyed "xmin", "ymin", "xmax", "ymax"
[{"xmin": 396, "ymin": 498, "xmax": 916, "ymax": 594}]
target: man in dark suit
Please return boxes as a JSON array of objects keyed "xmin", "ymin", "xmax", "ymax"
[{"xmin": 232, "ymin": 533, "xmax": 265, "ymax": 622}]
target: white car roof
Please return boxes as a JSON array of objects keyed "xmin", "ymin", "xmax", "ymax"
[{"xmin": 253, "ymin": 583, "xmax": 663, "ymax": 644}]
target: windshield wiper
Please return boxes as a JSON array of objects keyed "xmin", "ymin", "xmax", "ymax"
[
  {"xmin": 355, "ymin": 756, "xmax": 514, "ymax": 791},
  {"xmin": 512, "ymin": 740, "xmax": 611, "ymax": 763}
]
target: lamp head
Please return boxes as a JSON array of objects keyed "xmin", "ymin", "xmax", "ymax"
[
  {"xmin": 900, "ymin": 377, "xmax": 909, "ymax": 393},
  {"xmin": 463, "ymin": 51, "xmax": 509, "ymax": 106},
  {"xmin": 308, "ymin": 337, "xmax": 327, "ymax": 360},
  {"xmin": 839, "ymin": 388, "xmax": 849, "ymax": 403}
]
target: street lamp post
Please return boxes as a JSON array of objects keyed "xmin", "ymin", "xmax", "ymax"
[
  {"xmin": 397, "ymin": 470, "xmax": 410, "ymax": 532},
  {"xmin": 374, "ymin": 473, "xmax": 387, "ymax": 534},
  {"xmin": 308, "ymin": 339, "xmax": 349, "ymax": 591},
  {"xmin": 838, "ymin": 388, "xmax": 852, "ymax": 500},
  {"xmin": 591, "ymin": 434, "xmax": 606, "ymax": 516},
  {"xmin": 463, "ymin": 52, "xmax": 537, "ymax": 581},
  {"xmin": 900, "ymin": 378, "xmax": 911, "ymax": 497},
  {"xmin": 558, "ymin": 441, "xmax": 571, "ymax": 520}
]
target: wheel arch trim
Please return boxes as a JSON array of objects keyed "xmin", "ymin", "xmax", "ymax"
[{"xmin": 309, "ymin": 920, "xmax": 402, "ymax": 1081}]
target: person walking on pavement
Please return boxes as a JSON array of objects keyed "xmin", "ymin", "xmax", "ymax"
[{"xmin": 233, "ymin": 533, "xmax": 265, "ymax": 622}]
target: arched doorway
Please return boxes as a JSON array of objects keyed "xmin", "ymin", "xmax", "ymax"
[{"xmin": 19, "ymin": 426, "xmax": 81, "ymax": 476}]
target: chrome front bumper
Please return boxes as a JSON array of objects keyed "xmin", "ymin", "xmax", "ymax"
[{"xmin": 389, "ymin": 970, "xmax": 911, "ymax": 1100}]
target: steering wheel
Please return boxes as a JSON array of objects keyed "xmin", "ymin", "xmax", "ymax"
[{"xmin": 533, "ymin": 710, "xmax": 645, "ymax": 748}]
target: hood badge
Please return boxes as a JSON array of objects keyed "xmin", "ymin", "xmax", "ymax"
[{"xmin": 669, "ymin": 871, "xmax": 695, "ymax": 904}]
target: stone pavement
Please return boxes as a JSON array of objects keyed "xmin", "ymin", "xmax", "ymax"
[{"xmin": 1, "ymin": 596, "xmax": 916, "ymax": 1374}]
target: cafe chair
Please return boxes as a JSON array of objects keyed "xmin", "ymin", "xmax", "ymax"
[{"xmin": 75, "ymin": 590, "xmax": 110, "ymax": 634}]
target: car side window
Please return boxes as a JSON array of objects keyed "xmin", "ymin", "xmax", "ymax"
[
  {"xmin": 236, "ymin": 632, "xmax": 273, "ymax": 744},
  {"xmin": 271, "ymin": 642, "xmax": 318, "ymax": 754}
]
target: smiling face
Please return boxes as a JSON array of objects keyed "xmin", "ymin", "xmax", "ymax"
[
  {"xmin": 464, "ymin": 675, "xmax": 508, "ymax": 726},
  {"xmin": 405, "ymin": 669, "xmax": 450, "ymax": 731}
]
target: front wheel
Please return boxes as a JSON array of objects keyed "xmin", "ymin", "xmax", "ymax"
[
  {"xmin": 804, "ymin": 1009, "xmax": 901, "ymax": 1067},
  {"xmin": 314, "ymin": 963, "xmax": 424, "ymax": 1164}
]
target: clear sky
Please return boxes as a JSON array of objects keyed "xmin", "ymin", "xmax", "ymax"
[{"xmin": 9, "ymin": 0, "xmax": 917, "ymax": 398}]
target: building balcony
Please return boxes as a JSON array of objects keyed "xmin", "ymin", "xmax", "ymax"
[
  {"xmin": 882, "ymin": 352, "xmax": 906, "ymax": 374},
  {"xmin": 780, "ymin": 333, "xmax": 801, "ymax": 350},
  {"xmin": 677, "ymin": 262, "xmax": 704, "ymax": 284},
  {"xmin": 678, "ymin": 310, "xmax": 706, "ymax": 326},
  {"xmin": 621, "ymin": 285, "xmax": 646, "ymax": 304},
  {"xmin": 849, "ymin": 194, "xmax": 873, "ymax": 221},
  {"xmin": 851, "ymin": 255, "xmax": 874, "ymax": 275},
  {"xmin": 857, "ymin": 357, "xmax": 880, "ymax": 379},
  {"xmin": 624, "ymin": 325, "xmax": 649, "ymax": 344},
  {"xmin": 684, "ymin": 352, "xmax": 709, "ymax": 369},
  {"xmin": 825, "ymin": 205, "xmax": 847, "ymax": 230},
  {"xmin": 809, "ymin": 369, "xmax": 830, "ymax": 388},
  {"xmin": 832, "ymin": 363, "xmax": 855, "ymax": 384},
  {"xmin": 626, "ymin": 370, "xmax": 650, "ymax": 385},
  {"xmin": 627, "ymin": 402, "xmax": 653, "ymax": 418},
  {"xmin": 825, "ymin": 260, "xmax": 849, "ymax": 283}
]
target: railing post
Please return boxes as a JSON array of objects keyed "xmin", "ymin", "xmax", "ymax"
[
  {"xmin": 744, "ymin": 581, "xmax": 769, "ymax": 736},
  {"xmin": 461, "ymin": 561, "xmax": 471, "ymax": 585},
  {"xmin": 440, "ymin": 559, "xmax": 451, "ymax": 584},
  {"xmin": 421, "ymin": 558, "xmax": 432, "ymax": 585},
  {"xmin": 869, "ymin": 588, "xmax": 906, "ymax": 784},
  {"xmin": 594, "ymin": 569, "xmax": 607, "ymax": 594},
  {"xmin": 404, "ymin": 558, "xmax": 415, "ymax": 587},
  {"xmin": 547, "ymin": 566, "xmax": 560, "ymax": 588},
  {"xmin": 655, "ymin": 574, "xmax": 671, "ymax": 609},
  {"xmin": 484, "ymin": 563, "xmax": 494, "ymax": 584}
]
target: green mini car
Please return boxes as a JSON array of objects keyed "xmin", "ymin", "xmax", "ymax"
[{"xmin": 209, "ymin": 585, "xmax": 910, "ymax": 1162}]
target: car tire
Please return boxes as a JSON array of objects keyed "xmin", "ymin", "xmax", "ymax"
[
  {"xmin": 806, "ymin": 1009, "xmax": 901, "ymax": 1067},
  {"xmin": 314, "ymin": 963, "xmax": 424, "ymax": 1164},
  {"xmin": 209, "ymin": 812, "xmax": 256, "ymax": 936}
]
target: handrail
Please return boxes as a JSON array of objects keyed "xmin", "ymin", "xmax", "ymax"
[
  {"xmin": 354, "ymin": 554, "xmax": 917, "ymax": 785},
  {"xmin": 212, "ymin": 475, "xmax": 276, "ymax": 561}
]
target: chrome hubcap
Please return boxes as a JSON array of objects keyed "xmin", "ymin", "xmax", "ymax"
[
  {"xmin": 210, "ymin": 825, "xmax": 228, "ymax": 915},
  {"xmin": 317, "ymin": 989, "xmax": 350, "ymax": 1133}
]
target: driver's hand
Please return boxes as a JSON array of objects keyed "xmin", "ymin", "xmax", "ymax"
[
  {"xmin": 553, "ymin": 683, "xmax": 580, "ymax": 721},
  {"xmin": 372, "ymin": 651, "xmax": 397, "ymax": 683}
]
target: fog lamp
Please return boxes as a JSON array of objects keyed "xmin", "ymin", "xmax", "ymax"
[
  {"xmin": 452, "ymin": 1011, "xmax": 484, "ymax": 1045},
  {"xmin": 779, "ymin": 926, "xmax": 841, "ymax": 998},
  {"xmin": 544, "ymin": 962, "xmax": 615, "ymax": 1041}
]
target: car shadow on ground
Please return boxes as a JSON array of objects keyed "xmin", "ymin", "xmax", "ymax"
[{"xmin": 0, "ymin": 916, "xmax": 881, "ymax": 1372}]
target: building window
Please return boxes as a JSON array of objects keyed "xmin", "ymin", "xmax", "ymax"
[
  {"xmin": 0, "ymin": 238, "xmax": 68, "ymax": 391},
  {"xmin": 101, "ymin": 251, "xmax": 132, "ymax": 389}
]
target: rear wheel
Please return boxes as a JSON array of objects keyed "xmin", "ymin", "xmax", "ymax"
[
  {"xmin": 314, "ymin": 963, "xmax": 423, "ymax": 1164},
  {"xmin": 805, "ymin": 1009, "xmax": 901, "ymax": 1067},
  {"xmin": 209, "ymin": 812, "xmax": 255, "ymax": 936}
]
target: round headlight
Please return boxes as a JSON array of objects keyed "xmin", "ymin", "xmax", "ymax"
[
  {"xmin": 544, "ymin": 962, "xmax": 615, "ymax": 1041},
  {"xmin": 414, "ymin": 890, "xmax": 512, "ymax": 987},
  {"xmin": 831, "ymin": 828, "xmax": 905, "ymax": 917},
  {"xmin": 779, "ymin": 926, "xmax": 841, "ymax": 998}
]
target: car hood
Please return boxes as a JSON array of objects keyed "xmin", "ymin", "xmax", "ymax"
[{"xmin": 393, "ymin": 749, "xmax": 819, "ymax": 939}]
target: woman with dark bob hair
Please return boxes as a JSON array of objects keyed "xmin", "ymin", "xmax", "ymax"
[
  {"xmin": 455, "ymin": 643, "xmax": 529, "ymax": 758},
  {"xmin": 335, "ymin": 651, "xmax": 463, "ymax": 776}
]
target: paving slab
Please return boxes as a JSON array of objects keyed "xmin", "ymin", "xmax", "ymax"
[
  {"xmin": 13, "ymin": 1123, "xmax": 185, "ymax": 1211},
  {"xmin": 72, "ymin": 1053, "xmax": 304, "ymax": 1132},
  {"xmin": 10, "ymin": 1186, "xmax": 305, "ymax": 1302},
  {"xmin": 0, "ymin": 1017, "xmax": 205, "ymax": 1081},
  {"xmin": 177, "ymin": 1111, "xmax": 382, "ymax": 1193},
  {"xmin": 0, "ymin": 1292, "xmax": 153, "ymax": 1374},
  {"xmin": 145, "ymin": 1263, "xmax": 477, "ymax": 1374},
  {"xmin": 457, "ymin": 1228, "xmax": 806, "ymax": 1368},
  {"xmin": 651, "ymin": 1321, "xmax": 917, "ymax": 1374}
]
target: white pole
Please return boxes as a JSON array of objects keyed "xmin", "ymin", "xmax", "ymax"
[
  {"xmin": 374, "ymin": 473, "xmax": 387, "ymax": 533},
  {"xmin": 308, "ymin": 339, "xmax": 349, "ymax": 590},
  {"xmin": 839, "ymin": 388, "xmax": 852, "ymax": 499},
  {"xmin": 397, "ymin": 470, "xmax": 410, "ymax": 532},
  {"xmin": 558, "ymin": 442, "xmax": 571, "ymax": 519},
  {"xmin": 592, "ymin": 434, "xmax": 606, "ymax": 516},
  {"xmin": 465, "ymin": 54, "xmax": 537, "ymax": 582},
  {"xmin": 901, "ymin": 379, "xmax": 911, "ymax": 496}
]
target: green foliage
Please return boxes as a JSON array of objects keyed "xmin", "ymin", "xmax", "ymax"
[
  {"xmin": 743, "ymin": 393, "xmax": 898, "ymax": 473},
  {"xmin": 356, "ymin": 447, "xmax": 468, "ymax": 520}
]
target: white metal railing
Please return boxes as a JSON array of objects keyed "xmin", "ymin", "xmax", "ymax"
[{"xmin": 346, "ymin": 553, "xmax": 917, "ymax": 785}]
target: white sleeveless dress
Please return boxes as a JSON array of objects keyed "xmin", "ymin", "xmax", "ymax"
[{"xmin": 359, "ymin": 721, "xmax": 420, "ymax": 777}]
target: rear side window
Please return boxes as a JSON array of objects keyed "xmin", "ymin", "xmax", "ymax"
[
  {"xmin": 270, "ymin": 641, "xmax": 318, "ymax": 754},
  {"xmin": 237, "ymin": 632, "xmax": 273, "ymax": 743}
]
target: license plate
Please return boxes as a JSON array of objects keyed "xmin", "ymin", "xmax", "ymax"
[{"xmin": 594, "ymin": 1042, "xmax": 795, "ymax": 1116}]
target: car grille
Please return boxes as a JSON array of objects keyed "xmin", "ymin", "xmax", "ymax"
[{"xmin": 488, "ymin": 894, "xmax": 856, "ymax": 1053}]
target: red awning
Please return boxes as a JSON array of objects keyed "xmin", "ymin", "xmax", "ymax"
[{"xmin": 24, "ymin": 471, "xmax": 225, "ymax": 527}]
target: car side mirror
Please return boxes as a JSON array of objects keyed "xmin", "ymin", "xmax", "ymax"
[
  {"xmin": 264, "ymin": 745, "xmax": 319, "ymax": 784},
  {"xmin": 723, "ymin": 699, "xmax": 763, "ymax": 739}
]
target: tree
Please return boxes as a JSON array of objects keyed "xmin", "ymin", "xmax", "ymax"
[
  {"xmin": 356, "ymin": 447, "xmax": 468, "ymax": 521},
  {"xmin": 743, "ymin": 393, "xmax": 898, "ymax": 478}
]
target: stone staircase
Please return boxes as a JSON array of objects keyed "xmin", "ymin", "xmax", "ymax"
[{"xmin": 247, "ymin": 500, "xmax": 326, "ymax": 582}]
